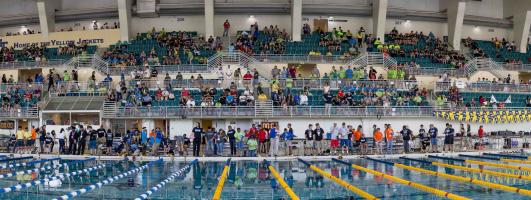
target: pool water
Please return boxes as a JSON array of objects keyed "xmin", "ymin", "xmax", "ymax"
[{"xmin": 0, "ymin": 155, "xmax": 530, "ymax": 199}]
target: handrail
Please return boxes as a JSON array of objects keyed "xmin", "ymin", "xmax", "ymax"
[
  {"xmin": 212, "ymin": 158, "xmax": 231, "ymax": 200},
  {"xmin": 435, "ymin": 81, "xmax": 531, "ymax": 93},
  {"xmin": 333, "ymin": 158, "xmax": 470, "ymax": 200},
  {"xmin": 108, "ymin": 105, "xmax": 531, "ymax": 118},
  {"xmin": 108, "ymin": 64, "xmax": 210, "ymax": 75},
  {"xmin": 265, "ymin": 160, "xmax": 300, "ymax": 200},
  {"xmin": 298, "ymin": 158, "xmax": 377, "ymax": 199},
  {"xmin": 366, "ymin": 157, "xmax": 531, "ymax": 196}
]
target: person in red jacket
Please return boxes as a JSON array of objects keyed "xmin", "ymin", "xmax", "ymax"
[
  {"xmin": 478, "ymin": 125, "xmax": 484, "ymax": 149},
  {"xmin": 223, "ymin": 19, "xmax": 230, "ymax": 37},
  {"xmin": 258, "ymin": 127, "xmax": 268, "ymax": 154}
]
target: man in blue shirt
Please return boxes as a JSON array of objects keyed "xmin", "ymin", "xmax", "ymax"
[
  {"xmin": 141, "ymin": 127, "xmax": 148, "ymax": 145},
  {"xmin": 192, "ymin": 123, "xmax": 203, "ymax": 157},
  {"xmin": 152, "ymin": 128, "xmax": 163, "ymax": 156},
  {"xmin": 269, "ymin": 125, "xmax": 279, "ymax": 156},
  {"xmin": 345, "ymin": 66, "xmax": 354, "ymax": 80},
  {"xmin": 429, "ymin": 124, "xmax": 438, "ymax": 153},
  {"xmin": 281, "ymin": 123, "xmax": 295, "ymax": 156}
]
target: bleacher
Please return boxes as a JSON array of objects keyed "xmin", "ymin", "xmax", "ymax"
[
  {"xmin": 106, "ymin": 31, "xmax": 216, "ymax": 65},
  {"xmin": 437, "ymin": 91, "xmax": 529, "ymax": 107},
  {"xmin": 375, "ymin": 34, "xmax": 454, "ymax": 68},
  {"xmin": 474, "ymin": 40, "xmax": 531, "ymax": 64}
]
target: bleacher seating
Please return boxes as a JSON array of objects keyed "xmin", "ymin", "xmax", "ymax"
[
  {"xmin": 473, "ymin": 40, "xmax": 531, "ymax": 64},
  {"xmin": 105, "ymin": 31, "xmax": 217, "ymax": 66}
]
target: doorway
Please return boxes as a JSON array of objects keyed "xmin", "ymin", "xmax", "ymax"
[
  {"xmin": 201, "ymin": 119, "xmax": 213, "ymax": 130},
  {"xmin": 314, "ymin": 19, "xmax": 328, "ymax": 32}
]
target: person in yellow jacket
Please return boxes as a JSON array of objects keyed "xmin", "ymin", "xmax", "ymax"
[{"xmin": 16, "ymin": 126, "xmax": 25, "ymax": 153}]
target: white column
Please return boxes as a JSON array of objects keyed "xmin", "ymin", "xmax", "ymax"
[
  {"xmin": 447, "ymin": 0, "xmax": 466, "ymax": 50},
  {"xmin": 117, "ymin": 0, "xmax": 133, "ymax": 42},
  {"xmin": 204, "ymin": 0, "xmax": 215, "ymax": 38},
  {"xmin": 513, "ymin": 11, "xmax": 531, "ymax": 53},
  {"xmin": 291, "ymin": 0, "xmax": 302, "ymax": 42},
  {"xmin": 36, "ymin": 0, "xmax": 55, "ymax": 39},
  {"xmin": 372, "ymin": 0, "xmax": 388, "ymax": 43}
]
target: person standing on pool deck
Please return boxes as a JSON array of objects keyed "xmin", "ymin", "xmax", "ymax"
[
  {"xmin": 227, "ymin": 126, "xmax": 236, "ymax": 156},
  {"xmin": 141, "ymin": 127, "xmax": 148, "ymax": 146},
  {"xmin": 312, "ymin": 123, "xmax": 324, "ymax": 156},
  {"xmin": 329, "ymin": 123, "xmax": 339, "ymax": 155},
  {"xmin": 235, "ymin": 128, "xmax": 245, "ymax": 156},
  {"xmin": 373, "ymin": 128, "xmax": 383, "ymax": 154},
  {"xmin": 384, "ymin": 124, "xmax": 394, "ymax": 154},
  {"xmin": 428, "ymin": 124, "xmax": 438, "ymax": 153},
  {"xmin": 269, "ymin": 124, "xmax": 279, "ymax": 157},
  {"xmin": 285, "ymin": 124, "xmax": 295, "ymax": 156},
  {"xmin": 192, "ymin": 123, "xmax": 203, "ymax": 157},
  {"xmin": 304, "ymin": 124, "xmax": 314, "ymax": 156},
  {"xmin": 443, "ymin": 123, "xmax": 455, "ymax": 153},
  {"xmin": 400, "ymin": 125, "xmax": 412, "ymax": 154}
]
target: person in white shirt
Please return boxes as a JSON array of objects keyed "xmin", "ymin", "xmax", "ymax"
[
  {"xmin": 225, "ymin": 65, "xmax": 233, "ymax": 87},
  {"xmin": 339, "ymin": 122, "xmax": 349, "ymax": 154},
  {"xmin": 329, "ymin": 123, "xmax": 340, "ymax": 155},
  {"xmin": 186, "ymin": 98, "xmax": 195, "ymax": 107},
  {"xmin": 56, "ymin": 128, "xmax": 66, "ymax": 154},
  {"xmin": 299, "ymin": 92, "xmax": 308, "ymax": 106}
]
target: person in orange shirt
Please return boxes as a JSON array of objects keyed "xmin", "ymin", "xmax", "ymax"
[
  {"xmin": 352, "ymin": 125, "xmax": 362, "ymax": 153},
  {"xmin": 373, "ymin": 127, "xmax": 383, "ymax": 154},
  {"xmin": 384, "ymin": 124, "xmax": 394, "ymax": 154},
  {"xmin": 30, "ymin": 126, "xmax": 37, "ymax": 152}
]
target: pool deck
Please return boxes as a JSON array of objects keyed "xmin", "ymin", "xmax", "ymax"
[{"xmin": 1, "ymin": 149, "xmax": 529, "ymax": 162}]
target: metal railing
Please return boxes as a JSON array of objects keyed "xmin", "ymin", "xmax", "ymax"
[
  {"xmin": 0, "ymin": 107, "xmax": 39, "ymax": 118},
  {"xmin": 109, "ymin": 106, "xmax": 435, "ymax": 118},
  {"xmin": 107, "ymin": 64, "xmax": 210, "ymax": 76},
  {"xmin": 500, "ymin": 63, "xmax": 531, "ymax": 72},
  {"xmin": 127, "ymin": 78, "xmax": 258, "ymax": 89},
  {"xmin": 251, "ymin": 54, "xmax": 351, "ymax": 64},
  {"xmin": 0, "ymin": 59, "xmax": 68, "ymax": 69},
  {"xmin": 273, "ymin": 79, "xmax": 418, "ymax": 90},
  {"xmin": 49, "ymin": 81, "xmax": 114, "ymax": 96},
  {"xmin": 0, "ymin": 83, "xmax": 44, "ymax": 93},
  {"xmin": 405, "ymin": 67, "xmax": 466, "ymax": 77},
  {"xmin": 435, "ymin": 81, "xmax": 531, "ymax": 93},
  {"xmin": 105, "ymin": 105, "xmax": 531, "ymax": 119}
]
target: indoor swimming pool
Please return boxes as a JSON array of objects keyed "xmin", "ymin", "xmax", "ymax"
[{"xmin": 0, "ymin": 153, "xmax": 530, "ymax": 199}]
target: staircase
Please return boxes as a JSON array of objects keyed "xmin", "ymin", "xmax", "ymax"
[
  {"xmin": 254, "ymin": 100, "xmax": 273, "ymax": 117},
  {"xmin": 63, "ymin": 54, "xmax": 109, "ymax": 75},
  {"xmin": 464, "ymin": 58, "xmax": 508, "ymax": 79},
  {"xmin": 346, "ymin": 52, "xmax": 397, "ymax": 68}
]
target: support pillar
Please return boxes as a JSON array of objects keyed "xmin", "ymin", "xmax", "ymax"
[
  {"xmin": 372, "ymin": 0, "xmax": 388, "ymax": 43},
  {"xmin": 291, "ymin": 0, "xmax": 302, "ymax": 41},
  {"xmin": 117, "ymin": 0, "xmax": 133, "ymax": 42},
  {"xmin": 204, "ymin": 0, "xmax": 214, "ymax": 38},
  {"xmin": 513, "ymin": 11, "xmax": 531, "ymax": 53},
  {"xmin": 447, "ymin": 0, "xmax": 466, "ymax": 50},
  {"xmin": 36, "ymin": 0, "xmax": 55, "ymax": 39}
]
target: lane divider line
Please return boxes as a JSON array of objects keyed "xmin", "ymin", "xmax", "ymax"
[{"xmin": 298, "ymin": 158, "xmax": 377, "ymax": 200}]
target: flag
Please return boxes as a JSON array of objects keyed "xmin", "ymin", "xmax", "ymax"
[
  {"xmin": 504, "ymin": 95, "xmax": 512, "ymax": 104},
  {"xmin": 490, "ymin": 95, "xmax": 497, "ymax": 103}
]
